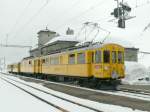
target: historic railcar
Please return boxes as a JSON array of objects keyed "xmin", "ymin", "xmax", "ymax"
[
  {"xmin": 7, "ymin": 64, "xmax": 13, "ymax": 73},
  {"xmin": 7, "ymin": 63, "xmax": 20, "ymax": 74},
  {"xmin": 7, "ymin": 43, "xmax": 125, "ymax": 86}
]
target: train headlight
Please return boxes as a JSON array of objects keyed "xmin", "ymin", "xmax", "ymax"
[
  {"xmin": 104, "ymin": 66, "xmax": 109, "ymax": 70},
  {"xmin": 112, "ymin": 71, "xmax": 118, "ymax": 79}
]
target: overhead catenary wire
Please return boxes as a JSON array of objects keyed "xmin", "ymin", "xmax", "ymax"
[
  {"xmin": 10, "ymin": 0, "xmax": 52, "ymax": 40},
  {"xmin": 47, "ymin": 0, "xmax": 81, "ymax": 27},
  {"xmin": 8, "ymin": 0, "xmax": 33, "ymax": 36}
]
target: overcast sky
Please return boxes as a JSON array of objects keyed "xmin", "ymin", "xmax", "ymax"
[{"xmin": 0, "ymin": 0, "xmax": 150, "ymax": 66}]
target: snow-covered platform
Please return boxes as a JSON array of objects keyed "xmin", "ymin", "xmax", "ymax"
[{"xmin": 1, "ymin": 73, "xmax": 149, "ymax": 112}]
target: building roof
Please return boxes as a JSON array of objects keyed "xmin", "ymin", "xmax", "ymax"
[
  {"xmin": 37, "ymin": 29, "xmax": 56, "ymax": 34},
  {"xmin": 30, "ymin": 35, "xmax": 79, "ymax": 52}
]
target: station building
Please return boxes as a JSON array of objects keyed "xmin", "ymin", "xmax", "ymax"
[{"xmin": 29, "ymin": 28, "xmax": 139, "ymax": 62}]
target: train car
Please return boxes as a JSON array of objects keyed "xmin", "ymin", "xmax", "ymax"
[
  {"xmin": 7, "ymin": 64, "xmax": 13, "ymax": 73},
  {"xmin": 40, "ymin": 43, "xmax": 125, "ymax": 84},
  {"xmin": 20, "ymin": 57, "xmax": 34, "ymax": 75},
  {"xmin": 7, "ymin": 63, "xmax": 20, "ymax": 74}
]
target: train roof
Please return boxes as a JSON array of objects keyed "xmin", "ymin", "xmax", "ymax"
[
  {"xmin": 45, "ymin": 42, "xmax": 124, "ymax": 56},
  {"xmin": 22, "ymin": 43, "xmax": 124, "ymax": 60}
]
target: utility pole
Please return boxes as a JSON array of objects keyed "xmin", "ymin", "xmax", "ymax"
[
  {"xmin": 6, "ymin": 34, "xmax": 8, "ymax": 45},
  {"xmin": 0, "ymin": 57, "xmax": 6, "ymax": 72},
  {"xmin": 136, "ymin": 0, "xmax": 137, "ymax": 7}
]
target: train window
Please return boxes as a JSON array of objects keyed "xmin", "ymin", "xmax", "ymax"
[
  {"xmin": 91, "ymin": 52, "xmax": 94, "ymax": 63},
  {"xmin": 42, "ymin": 59, "xmax": 45, "ymax": 64},
  {"xmin": 118, "ymin": 51, "xmax": 123, "ymax": 63},
  {"xmin": 45, "ymin": 58, "xmax": 49, "ymax": 64},
  {"xmin": 50, "ymin": 57, "xmax": 59, "ymax": 64},
  {"xmin": 103, "ymin": 51, "xmax": 110, "ymax": 63},
  {"xmin": 95, "ymin": 51, "xmax": 102, "ymax": 63},
  {"xmin": 77, "ymin": 53, "xmax": 85, "ymax": 64},
  {"xmin": 112, "ymin": 51, "xmax": 117, "ymax": 63},
  {"xmin": 60, "ymin": 56, "xmax": 63, "ymax": 64},
  {"xmin": 29, "ymin": 61, "xmax": 31, "ymax": 64},
  {"xmin": 69, "ymin": 54, "xmax": 75, "ymax": 64}
]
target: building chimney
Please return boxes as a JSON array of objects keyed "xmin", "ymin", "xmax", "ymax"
[{"xmin": 66, "ymin": 27, "xmax": 74, "ymax": 35}]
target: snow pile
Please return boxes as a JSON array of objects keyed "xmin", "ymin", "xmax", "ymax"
[{"xmin": 122, "ymin": 61, "xmax": 150, "ymax": 85}]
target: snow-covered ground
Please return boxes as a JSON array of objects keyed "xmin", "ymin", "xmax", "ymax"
[
  {"xmin": 0, "ymin": 76, "xmax": 60, "ymax": 112},
  {"xmin": 0, "ymin": 73, "xmax": 148, "ymax": 112}
]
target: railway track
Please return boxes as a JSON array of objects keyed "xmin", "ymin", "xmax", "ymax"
[
  {"xmin": 117, "ymin": 87, "xmax": 150, "ymax": 96},
  {"xmin": 0, "ymin": 74, "xmax": 102, "ymax": 112},
  {"xmin": 0, "ymin": 77, "xmax": 69, "ymax": 112},
  {"xmin": 4, "ymin": 72, "xmax": 150, "ymax": 98},
  {"xmin": 1, "ymin": 72, "xmax": 150, "ymax": 111}
]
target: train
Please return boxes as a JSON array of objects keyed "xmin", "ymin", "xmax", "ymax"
[{"xmin": 7, "ymin": 43, "xmax": 125, "ymax": 88}]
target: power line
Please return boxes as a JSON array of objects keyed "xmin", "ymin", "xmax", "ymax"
[
  {"xmin": 8, "ymin": 0, "xmax": 33, "ymax": 35},
  {"xmin": 139, "ymin": 51, "xmax": 150, "ymax": 55},
  {"xmin": 0, "ymin": 44, "xmax": 32, "ymax": 49},
  {"xmin": 54, "ymin": 0, "xmax": 108, "ymax": 31},
  {"xmin": 11, "ymin": 0, "xmax": 52, "ymax": 40}
]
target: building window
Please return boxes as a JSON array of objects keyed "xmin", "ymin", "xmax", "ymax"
[
  {"xmin": 77, "ymin": 53, "xmax": 85, "ymax": 64},
  {"xmin": 118, "ymin": 51, "xmax": 123, "ymax": 63},
  {"xmin": 69, "ymin": 54, "xmax": 75, "ymax": 64},
  {"xmin": 112, "ymin": 51, "xmax": 117, "ymax": 63},
  {"xmin": 103, "ymin": 51, "xmax": 110, "ymax": 63},
  {"xmin": 95, "ymin": 51, "xmax": 102, "ymax": 63}
]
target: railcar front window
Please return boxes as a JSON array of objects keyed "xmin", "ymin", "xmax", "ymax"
[
  {"xmin": 118, "ymin": 51, "xmax": 123, "ymax": 63},
  {"xmin": 95, "ymin": 51, "xmax": 102, "ymax": 63},
  {"xmin": 112, "ymin": 51, "xmax": 117, "ymax": 63},
  {"xmin": 104, "ymin": 51, "xmax": 110, "ymax": 63}
]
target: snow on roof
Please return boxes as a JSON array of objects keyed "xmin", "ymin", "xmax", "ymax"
[
  {"xmin": 37, "ymin": 29, "xmax": 56, "ymax": 34},
  {"xmin": 45, "ymin": 35, "xmax": 80, "ymax": 45},
  {"xmin": 103, "ymin": 35, "xmax": 135, "ymax": 48},
  {"xmin": 76, "ymin": 35, "xmax": 135, "ymax": 48},
  {"xmin": 30, "ymin": 45, "xmax": 38, "ymax": 51}
]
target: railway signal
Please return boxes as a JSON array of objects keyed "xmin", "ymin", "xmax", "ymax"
[{"xmin": 111, "ymin": 0, "xmax": 132, "ymax": 28}]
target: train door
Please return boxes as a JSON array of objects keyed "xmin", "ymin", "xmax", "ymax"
[
  {"xmin": 38, "ymin": 59, "xmax": 42, "ymax": 74},
  {"xmin": 34, "ymin": 59, "xmax": 41, "ymax": 74},
  {"xmin": 18, "ymin": 63, "xmax": 21, "ymax": 73},
  {"xmin": 92, "ymin": 50, "xmax": 104, "ymax": 78},
  {"xmin": 34, "ymin": 60, "xmax": 37, "ymax": 73},
  {"xmin": 111, "ymin": 51, "xmax": 118, "ymax": 79}
]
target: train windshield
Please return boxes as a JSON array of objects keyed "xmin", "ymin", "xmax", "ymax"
[
  {"xmin": 103, "ymin": 51, "xmax": 110, "ymax": 63},
  {"xmin": 118, "ymin": 51, "xmax": 124, "ymax": 63},
  {"xmin": 95, "ymin": 51, "xmax": 102, "ymax": 63},
  {"xmin": 112, "ymin": 51, "xmax": 117, "ymax": 63}
]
